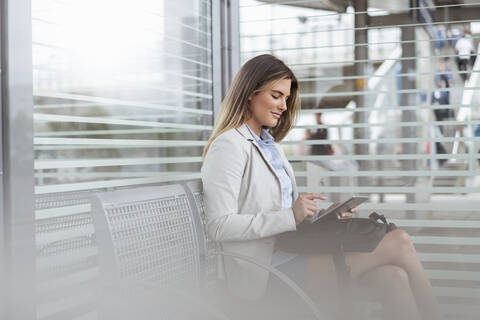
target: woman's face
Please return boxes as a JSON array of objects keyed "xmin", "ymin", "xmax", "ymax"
[{"xmin": 247, "ymin": 78, "xmax": 291, "ymax": 136}]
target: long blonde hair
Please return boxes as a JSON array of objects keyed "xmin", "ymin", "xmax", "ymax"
[{"xmin": 203, "ymin": 54, "xmax": 300, "ymax": 157}]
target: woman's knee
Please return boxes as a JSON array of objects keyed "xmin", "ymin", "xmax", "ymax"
[
  {"xmin": 383, "ymin": 229, "xmax": 416, "ymax": 256},
  {"xmin": 357, "ymin": 265, "xmax": 410, "ymax": 297},
  {"xmin": 375, "ymin": 229, "xmax": 417, "ymax": 267},
  {"xmin": 392, "ymin": 229, "xmax": 416, "ymax": 255},
  {"xmin": 381, "ymin": 265, "xmax": 410, "ymax": 291}
]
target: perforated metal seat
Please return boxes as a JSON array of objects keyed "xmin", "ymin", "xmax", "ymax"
[
  {"xmin": 92, "ymin": 185, "xmax": 203, "ymax": 288},
  {"xmin": 35, "ymin": 192, "xmax": 98, "ymax": 319},
  {"xmin": 92, "ymin": 183, "xmax": 324, "ymax": 320}
]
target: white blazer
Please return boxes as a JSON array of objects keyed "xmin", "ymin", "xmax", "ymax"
[{"xmin": 201, "ymin": 124, "xmax": 298, "ymax": 300}]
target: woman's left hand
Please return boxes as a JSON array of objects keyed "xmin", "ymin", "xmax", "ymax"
[{"xmin": 337, "ymin": 207, "xmax": 358, "ymax": 219}]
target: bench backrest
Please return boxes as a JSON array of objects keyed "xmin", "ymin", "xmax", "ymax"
[
  {"xmin": 91, "ymin": 184, "xmax": 205, "ymax": 288},
  {"xmin": 35, "ymin": 192, "xmax": 98, "ymax": 319},
  {"xmin": 185, "ymin": 181, "xmax": 219, "ymax": 282}
]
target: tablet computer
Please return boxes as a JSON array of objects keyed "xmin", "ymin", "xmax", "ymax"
[{"xmin": 305, "ymin": 196, "xmax": 369, "ymax": 224}]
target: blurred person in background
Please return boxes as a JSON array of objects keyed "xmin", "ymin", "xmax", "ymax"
[
  {"xmin": 306, "ymin": 112, "xmax": 357, "ymax": 172},
  {"xmin": 455, "ymin": 30, "xmax": 475, "ymax": 81},
  {"xmin": 432, "ymin": 58, "xmax": 455, "ymax": 123},
  {"xmin": 476, "ymin": 124, "xmax": 480, "ymax": 164},
  {"xmin": 430, "ymin": 58, "xmax": 454, "ymax": 166},
  {"xmin": 305, "ymin": 112, "xmax": 334, "ymax": 156}
]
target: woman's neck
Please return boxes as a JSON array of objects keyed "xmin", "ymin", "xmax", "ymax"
[{"xmin": 245, "ymin": 120, "xmax": 262, "ymax": 137}]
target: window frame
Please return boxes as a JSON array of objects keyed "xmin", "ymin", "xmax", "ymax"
[
  {"xmin": 1, "ymin": 0, "xmax": 36, "ymax": 319},
  {"xmin": 0, "ymin": 0, "xmax": 240, "ymax": 319}
]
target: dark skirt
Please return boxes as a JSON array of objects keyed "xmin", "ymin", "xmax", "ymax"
[{"xmin": 275, "ymin": 220, "xmax": 340, "ymax": 255}]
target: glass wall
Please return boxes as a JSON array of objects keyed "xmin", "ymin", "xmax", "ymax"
[
  {"xmin": 240, "ymin": 1, "xmax": 480, "ymax": 319},
  {"xmin": 32, "ymin": 1, "xmax": 213, "ymax": 319},
  {"xmin": 0, "ymin": 0, "xmax": 474, "ymax": 318}
]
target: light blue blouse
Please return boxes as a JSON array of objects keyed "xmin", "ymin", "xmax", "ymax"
[{"xmin": 246, "ymin": 125, "xmax": 294, "ymax": 210}]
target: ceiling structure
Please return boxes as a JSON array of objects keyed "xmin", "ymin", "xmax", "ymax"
[
  {"xmin": 257, "ymin": 0, "xmax": 480, "ymax": 28},
  {"xmin": 257, "ymin": 0, "xmax": 473, "ymax": 14},
  {"xmin": 257, "ymin": 0, "xmax": 350, "ymax": 12}
]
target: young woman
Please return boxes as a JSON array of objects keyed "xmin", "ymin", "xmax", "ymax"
[{"xmin": 201, "ymin": 54, "xmax": 441, "ymax": 320}]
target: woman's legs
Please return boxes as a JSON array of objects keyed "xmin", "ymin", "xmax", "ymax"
[
  {"xmin": 346, "ymin": 229, "xmax": 441, "ymax": 320},
  {"xmin": 355, "ymin": 265, "xmax": 420, "ymax": 320},
  {"xmin": 305, "ymin": 229, "xmax": 441, "ymax": 320},
  {"xmin": 305, "ymin": 257, "xmax": 420, "ymax": 320}
]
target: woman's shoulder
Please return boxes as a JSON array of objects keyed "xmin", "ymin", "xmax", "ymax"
[
  {"xmin": 212, "ymin": 126, "xmax": 252, "ymax": 147},
  {"xmin": 204, "ymin": 127, "xmax": 251, "ymax": 165}
]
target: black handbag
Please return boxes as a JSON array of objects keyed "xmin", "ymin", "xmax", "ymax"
[
  {"xmin": 302, "ymin": 211, "xmax": 397, "ymax": 253},
  {"xmin": 277, "ymin": 212, "xmax": 396, "ymax": 255}
]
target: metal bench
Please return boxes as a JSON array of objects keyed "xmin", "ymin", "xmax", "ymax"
[
  {"xmin": 35, "ymin": 192, "xmax": 98, "ymax": 320},
  {"xmin": 91, "ymin": 183, "xmax": 323, "ymax": 320}
]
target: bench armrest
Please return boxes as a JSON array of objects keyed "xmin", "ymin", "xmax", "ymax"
[{"xmin": 211, "ymin": 250, "xmax": 323, "ymax": 320}]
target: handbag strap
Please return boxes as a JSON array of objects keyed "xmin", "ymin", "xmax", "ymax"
[
  {"xmin": 369, "ymin": 211, "xmax": 387, "ymax": 224},
  {"xmin": 369, "ymin": 211, "xmax": 397, "ymax": 232},
  {"xmin": 331, "ymin": 244, "xmax": 352, "ymax": 320}
]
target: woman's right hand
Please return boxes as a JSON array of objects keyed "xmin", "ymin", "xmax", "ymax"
[{"xmin": 292, "ymin": 193, "xmax": 327, "ymax": 225}]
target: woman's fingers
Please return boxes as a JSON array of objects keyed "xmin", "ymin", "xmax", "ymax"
[
  {"xmin": 337, "ymin": 207, "xmax": 357, "ymax": 219},
  {"xmin": 305, "ymin": 200, "xmax": 318, "ymax": 209},
  {"xmin": 338, "ymin": 211, "xmax": 353, "ymax": 219},
  {"xmin": 294, "ymin": 194, "xmax": 333, "ymax": 223},
  {"xmin": 302, "ymin": 202, "xmax": 317, "ymax": 215},
  {"xmin": 303, "ymin": 193, "xmax": 327, "ymax": 201},
  {"xmin": 294, "ymin": 195, "xmax": 322, "ymax": 224},
  {"xmin": 305, "ymin": 210, "xmax": 315, "ymax": 218}
]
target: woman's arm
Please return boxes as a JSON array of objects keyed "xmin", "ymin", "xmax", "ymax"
[{"xmin": 201, "ymin": 135, "xmax": 297, "ymax": 242}]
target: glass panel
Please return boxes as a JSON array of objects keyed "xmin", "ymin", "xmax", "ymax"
[
  {"xmin": 240, "ymin": 1, "xmax": 480, "ymax": 318},
  {"xmin": 32, "ymin": 1, "xmax": 213, "ymax": 319}
]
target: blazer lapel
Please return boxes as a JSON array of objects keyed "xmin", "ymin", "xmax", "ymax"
[
  {"xmin": 235, "ymin": 124, "xmax": 279, "ymax": 181},
  {"xmin": 236, "ymin": 124, "xmax": 298, "ymax": 201}
]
